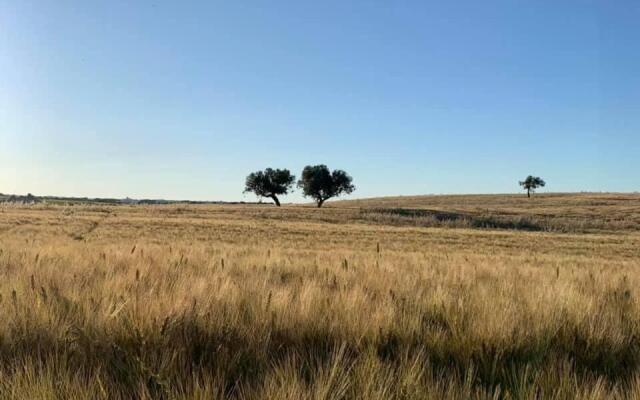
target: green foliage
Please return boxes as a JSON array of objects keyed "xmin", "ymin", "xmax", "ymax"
[
  {"xmin": 297, "ymin": 165, "xmax": 355, "ymax": 207},
  {"xmin": 519, "ymin": 175, "xmax": 546, "ymax": 197},
  {"xmin": 244, "ymin": 168, "xmax": 295, "ymax": 206}
]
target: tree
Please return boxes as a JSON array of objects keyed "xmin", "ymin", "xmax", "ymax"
[
  {"xmin": 297, "ymin": 165, "xmax": 355, "ymax": 207},
  {"xmin": 519, "ymin": 175, "xmax": 546, "ymax": 198},
  {"xmin": 244, "ymin": 168, "xmax": 295, "ymax": 206}
]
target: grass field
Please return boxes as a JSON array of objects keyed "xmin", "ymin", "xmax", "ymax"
[{"xmin": 0, "ymin": 193, "xmax": 639, "ymax": 399}]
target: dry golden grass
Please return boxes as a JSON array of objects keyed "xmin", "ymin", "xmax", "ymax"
[
  {"xmin": 0, "ymin": 193, "xmax": 639, "ymax": 399},
  {"xmin": 338, "ymin": 193, "xmax": 640, "ymax": 232}
]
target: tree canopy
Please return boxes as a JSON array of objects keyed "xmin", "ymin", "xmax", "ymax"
[
  {"xmin": 297, "ymin": 165, "xmax": 355, "ymax": 207},
  {"xmin": 244, "ymin": 168, "xmax": 295, "ymax": 206},
  {"xmin": 519, "ymin": 175, "xmax": 546, "ymax": 198}
]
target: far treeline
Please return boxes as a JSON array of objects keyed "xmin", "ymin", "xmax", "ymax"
[{"xmin": 244, "ymin": 165, "xmax": 546, "ymax": 207}]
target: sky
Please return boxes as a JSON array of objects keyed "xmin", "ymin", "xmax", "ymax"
[{"xmin": 0, "ymin": 1, "xmax": 638, "ymax": 202}]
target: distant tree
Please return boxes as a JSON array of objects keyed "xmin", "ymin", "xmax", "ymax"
[
  {"xmin": 244, "ymin": 168, "xmax": 295, "ymax": 206},
  {"xmin": 297, "ymin": 165, "xmax": 355, "ymax": 207},
  {"xmin": 519, "ymin": 175, "xmax": 546, "ymax": 198}
]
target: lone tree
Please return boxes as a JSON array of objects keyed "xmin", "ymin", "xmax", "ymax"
[
  {"xmin": 519, "ymin": 175, "xmax": 546, "ymax": 198},
  {"xmin": 298, "ymin": 165, "xmax": 355, "ymax": 207},
  {"xmin": 244, "ymin": 168, "xmax": 295, "ymax": 206}
]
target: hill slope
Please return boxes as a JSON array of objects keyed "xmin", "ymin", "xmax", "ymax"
[{"xmin": 330, "ymin": 193, "xmax": 640, "ymax": 232}]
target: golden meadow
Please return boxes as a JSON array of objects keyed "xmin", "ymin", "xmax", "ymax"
[{"xmin": 0, "ymin": 193, "xmax": 639, "ymax": 399}]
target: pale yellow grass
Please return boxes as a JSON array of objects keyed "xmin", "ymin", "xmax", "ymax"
[{"xmin": 0, "ymin": 195, "xmax": 639, "ymax": 399}]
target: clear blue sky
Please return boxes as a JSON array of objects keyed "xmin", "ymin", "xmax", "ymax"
[{"xmin": 1, "ymin": 1, "xmax": 638, "ymax": 201}]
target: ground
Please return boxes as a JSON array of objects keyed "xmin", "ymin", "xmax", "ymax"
[{"xmin": 0, "ymin": 193, "xmax": 639, "ymax": 399}]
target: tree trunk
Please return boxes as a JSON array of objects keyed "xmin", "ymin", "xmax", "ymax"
[
  {"xmin": 270, "ymin": 195, "xmax": 281, "ymax": 207},
  {"xmin": 527, "ymin": 189, "xmax": 530, "ymax": 198},
  {"xmin": 317, "ymin": 199, "xmax": 324, "ymax": 208}
]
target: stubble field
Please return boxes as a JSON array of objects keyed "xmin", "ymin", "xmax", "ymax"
[{"xmin": 0, "ymin": 193, "xmax": 639, "ymax": 399}]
